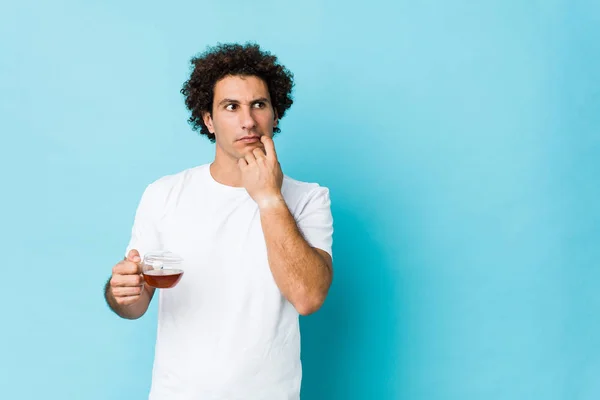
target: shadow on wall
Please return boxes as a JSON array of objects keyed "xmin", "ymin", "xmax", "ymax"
[{"xmin": 299, "ymin": 202, "xmax": 403, "ymax": 399}]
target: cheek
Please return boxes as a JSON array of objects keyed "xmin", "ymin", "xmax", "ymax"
[
  {"xmin": 212, "ymin": 114, "xmax": 234, "ymax": 134},
  {"xmin": 258, "ymin": 112, "xmax": 276, "ymax": 127}
]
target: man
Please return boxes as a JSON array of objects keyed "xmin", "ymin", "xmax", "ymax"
[{"xmin": 104, "ymin": 42, "xmax": 334, "ymax": 399}]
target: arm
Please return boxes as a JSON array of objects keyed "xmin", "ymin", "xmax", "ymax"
[
  {"xmin": 259, "ymin": 198, "xmax": 333, "ymax": 315},
  {"xmin": 238, "ymin": 135, "xmax": 334, "ymax": 316},
  {"xmin": 105, "ymin": 182, "xmax": 162, "ymax": 319}
]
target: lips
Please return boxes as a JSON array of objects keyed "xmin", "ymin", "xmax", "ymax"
[{"xmin": 238, "ymin": 135, "xmax": 260, "ymax": 143}]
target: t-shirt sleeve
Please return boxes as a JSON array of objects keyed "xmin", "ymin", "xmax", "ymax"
[
  {"xmin": 296, "ymin": 186, "xmax": 334, "ymax": 259},
  {"xmin": 124, "ymin": 183, "xmax": 162, "ymax": 260}
]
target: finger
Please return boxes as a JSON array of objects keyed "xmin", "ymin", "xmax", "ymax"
[
  {"xmin": 244, "ymin": 152, "xmax": 256, "ymax": 165},
  {"xmin": 113, "ymin": 260, "xmax": 141, "ymax": 275},
  {"xmin": 252, "ymin": 147, "xmax": 266, "ymax": 159},
  {"xmin": 114, "ymin": 260, "xmax": 140, "ymax": 275},
  {"xmin": 261, "ymin": 135, "xmax": 277, "ymax": 160},
  {"xmin": 112, "ymin": 286, "xmax": 143, "ymax": 297},
  {"xmin": 115, "ymin": 295, "xmax": 142, "ymax": 306},
  {"xmin": 127, "ymin": 249, "xmax": 141, "ymax": 263},
  {"xmin": 111, "ymin": 273, "xmax": 144, "ymax": 287},
  {"xmin": 238, "ymin": 157, "xmax": 248, "ymax": 169}
]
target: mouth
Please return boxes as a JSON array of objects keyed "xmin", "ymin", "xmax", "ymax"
[{"xmin": 237, "ymin": 135, "xmax": 261, "ymax": 143}]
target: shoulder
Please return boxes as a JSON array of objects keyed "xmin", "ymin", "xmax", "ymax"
[
  {"xmin": 149, "ymin": 164, "xmax": 207, "ymax": 190},
  {"xmin": 282, "ymin": 175, "xmax": 331, "ymax": 213},
  {"xmin": 283, "ymin": 175, "xmax": 329, "ymax": 197},
  {"xmin": 140, "ymin": 164, "xmax": 209, "ymax": 206}
]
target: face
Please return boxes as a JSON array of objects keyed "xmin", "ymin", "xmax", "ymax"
[{"xmin": 203, "ymin": 75, "xmax": 278, "ymax": 161}]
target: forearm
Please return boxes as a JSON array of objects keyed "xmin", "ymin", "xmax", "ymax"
[
  {"xmin": 104, "ymin": 278, "xmax": 154, "ymax": 320},
  {"xmin": 259, "ymin": 198, "xmax": 332, "ymax": 315}
]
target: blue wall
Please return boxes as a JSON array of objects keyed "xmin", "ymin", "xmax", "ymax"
[{"xmin": 1, "ymin": 1, "xmax": 598, "ymax": 399}]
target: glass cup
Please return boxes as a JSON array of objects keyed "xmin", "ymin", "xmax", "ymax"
[{"xmin": 141, "ymin": 250, "xmax": 184, "ymax": 289}]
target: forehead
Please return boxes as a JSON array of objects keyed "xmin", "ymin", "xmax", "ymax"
[{"xmin": 213, "ymin": 75, "xmax": 270, "ymax": 101}]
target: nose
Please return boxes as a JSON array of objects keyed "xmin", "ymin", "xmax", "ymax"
[{"xmin": 240, "ymin": 106, "xmax": 257, "ymax": 131}]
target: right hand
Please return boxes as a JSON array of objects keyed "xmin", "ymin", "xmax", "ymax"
[{"xmin": 109, "ymin": 249, "xmax": 145, "ymax": 306}]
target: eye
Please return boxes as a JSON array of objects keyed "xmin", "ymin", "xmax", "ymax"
[
  {"xmin": 253, "ymin": 101, "xmax": 266, "ymax": 109},
  {"xmin": 225, "ymin": 104, "xmax": 238, "ymax": 111}
]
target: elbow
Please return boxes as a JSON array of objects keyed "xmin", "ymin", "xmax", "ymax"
[{"xmin": 293, "ymin": 293, "xmax": 327, "ymax": 316}]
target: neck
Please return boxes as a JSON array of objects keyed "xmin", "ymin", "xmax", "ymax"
[{"xmin": 210, "ymin": 146, "xmax": 243, "ymax": 187}]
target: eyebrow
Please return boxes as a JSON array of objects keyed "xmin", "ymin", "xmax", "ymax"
[{"xmin": 217, "ymin": 97, "xmax": 270, "ymax": 106}]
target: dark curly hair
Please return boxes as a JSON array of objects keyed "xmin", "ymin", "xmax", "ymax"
[{"xmin": 180, "ymin": 42, "xmax": 295, "ymax": 142}]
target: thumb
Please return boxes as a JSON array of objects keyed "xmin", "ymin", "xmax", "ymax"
[{"xmin": 127, "ymin": 249, "xmax": 141, "ymax": 263}]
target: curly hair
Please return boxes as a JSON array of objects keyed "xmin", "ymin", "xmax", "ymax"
[{"xmin": 180, "ymin": 42, "xmax": 295, "ymax": 142}]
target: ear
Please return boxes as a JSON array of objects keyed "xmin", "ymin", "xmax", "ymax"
[
  {"xmin": 273, "ymin": 109, "xmax": 279, "ymax": 128},
  {"xmin": 202, "ymin": 111, "xmax": 215, "ymax": 133}
]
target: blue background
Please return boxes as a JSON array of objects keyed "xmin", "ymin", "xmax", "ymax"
[{"xmin": 1, "ymin": 1, "xmax": 599, "ymax": 399}]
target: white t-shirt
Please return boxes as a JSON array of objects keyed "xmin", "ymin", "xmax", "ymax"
[{"xmin": 124, "ymin": 163, "xmax": 334, "ymax": 400}]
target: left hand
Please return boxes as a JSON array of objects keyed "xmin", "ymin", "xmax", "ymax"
[{"xmin": 238, "ymin": 135, "xmax": 284, "ymax": 208}]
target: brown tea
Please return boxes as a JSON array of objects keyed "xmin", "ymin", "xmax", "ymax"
[{"xmin": 143, "ymin": 269, "xmax": 184, "ymax": 288}]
